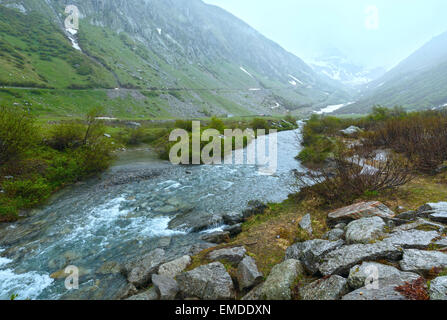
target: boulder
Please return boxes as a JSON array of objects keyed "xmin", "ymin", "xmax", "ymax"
[
  {"xmin": 237, "ymin": 256, "xmax": 263, "ymax": 291},
  {"xmin": 348, "ymin": 262, "xmax": 419, "ymax": 290},
  {"xmin": 260, "ymin": 259, "xmax": 304, "ymax": 300},
  {"xmin": 168, "ymin": 211, "xmax": 223, "ymax": 232},
  {"xmin": 299, "ymin": 214, "xmax": 313, "ymax": 235},
  {"xmin": 223, "ymin": 223, "xmax": 242, "ymax": 237},
  {"xmin": 328, "ymin": 201, "xmax": 395, "ymax": 225},
  {"xmin": 158, "ymin": 255, "xmax": 191, "ymax": 278},
  {"xmin": 342, "ymin": 278, "xmax": 408, "ymax": 300},
  {"xmin": 176, "ymin": 262, "xmax": 234, "ymax": 300},
  {"xmin": 417, "ymin": 202, "xmax": 447, "ymax": 223},
  {"xmin": 383, "ymin": 230, "xmax": 440, "ymax": 249},
  {"xmin": 123, "ymin": 248, "xmax": 166, "ymax": 288},
  {"xmin": 429, "ymin": 276, "xmax": 447, "ymax": 300},
  {"xmin": 323, "ymin": 229, "xmax": 345, "ymax": 241},
  {"xmin": 200, "ymin": 231, "xmax": 230, "ymax": 244},
  {"xmin": 345, "ymin": 217, "xmax": 386, "ymax": 244},
  {"xmin": 126, "ymin": 287, "xmax": 159, "ymax": 300},
  {"xmin": 242, "ymin": 200, "xmax": 268, "ymax": 219},
  {"xmin": 152, "ymin": 274, "xmax": 179, "ymax": 300},
  {"xmin": 241, "ymin": 284, "xmax": 264, "ymax": 300},
  {"xmin": 400, "ymin": 249, "xmax": 447, "ymax": 273},
  {"xmin": 285, "ymin": 239, "xmax": 344, "ymax": 275},
  {"xmin": 222, "ymin": 212, "xmax": 244, "ymax": 225},
  {"xmin": 299, "ymin": 275, "xmax": 349, "ymax": 300},
  {"xmin": 319, "ymin": 242, "xmax": 403, "ymax": 276},
  {"xmin": 396, "ymin": 211, "xmax": 419, "ymax": 221},
  {"xmin": 207, "ymin": 247, "xmax": 246, "ymax": 264}
]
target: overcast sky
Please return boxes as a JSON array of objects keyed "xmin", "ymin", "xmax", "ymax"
[{"xmin": 203, "ymin": 0, "xmax": 447, "ymax": 69}]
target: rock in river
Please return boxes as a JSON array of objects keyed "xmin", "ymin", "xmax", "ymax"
[
  {"xmin": 123, "ymin": 248, "xmax": 166, "ymax": 288},
  {"xmin": 168, "ymin": 211, "xmax": 223, "ymax": 232}
]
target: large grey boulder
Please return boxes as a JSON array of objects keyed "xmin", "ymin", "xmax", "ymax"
[
  {"xmin": 328, "ymin": 201, "xmax": 395, "ymax": 225},
  {"xmin": 169, "ymin": 211, "xmax": 223, "ymax": 232},
  {"xmin": 126, "ymin": 287, "xmax": 159, "ymax": 300},
  {"xmin": 342, "ymin": 278, "xmax": 409, "ymax": 300},
  {"xmin": 189, "ymin": 242, "xmax": 215, "ymax": 255},
  {"xmin": 176, "ymin": 262, "xmax": 234, "ymax": 300},
  {"xmin": 158, "ymin": 255, "xmax": 191, "ymax": 278},
  {"xmin": 237, "ymin": 256, "xmax": 263, "ymax": 291},
  {"xmin": 285, "ymin": 239, "xmax": 344, "ymax": 275},
  {"xmin": 400, "ymin": 249, "xmax": 447, "ymax": 273},
  {"xmin": 429, "ymin": 276, "xmax": 447, "ymax": 300},
  {"xmin": 241, "ymin": 284, "xmax": 264, "ymax": 300},
  {"xmin": 418, "ymin": 202, "xmax": 447, "ymax": 223},
  {"xmin": 319, "ymin": 242, "xmax": 403, "ymax": 276},
  {"xmin": 299, "ymin": 275, "xmax": 349, "ymax": 300},
  {"xmin": 345, "ymin": 217, "xmax": 386, "ymax": 244},
  {"xmin": 323, "ymin": 229, "xmax": 345, "ymax": 241},
  {"xmin": 260, "ymin": 259, "xmax": 304, "ymax": 300},
  {"xmin": 152, "ymin": 274, "xmax": 179, "ymax": 300},
  {"xmin": 207, "ymin": 247, "xmax": 246, "ymax": 264},
  {"xmin": 348, "ymin": 262, "xmax": 419, "ymax": 290},
  {"xmin": 123, "ymin": 248, "xmax": 166, "ymax": 288},
  {"xmin": 383, "ymin": 230, "xmax": 440, "ymax": 249},
  {"xmin": 299, "ymin": 214, "xmax": 313, "ymax": 236}
]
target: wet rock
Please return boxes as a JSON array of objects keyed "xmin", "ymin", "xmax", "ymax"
[
  {"xmin": 241, "ymin": 284, "xmax": 264, "ymax": 300},
  {"xmin": 207, "ymin": 246, "xmax": 246, "ymax": 264},
  {"xmin": 429, "ymin": 276, "xmax": 447, "ymax": 300},
  {"xmin": 50, "ymin": 266, "xmax": 90, "ymax": 279},
  {"xmin": 342, "ymin": 278, "xmax": 408, "ymax": 300},
  {"xmin": 168, "ymin": 211, "xmax": 223, "ymax": 232},
  {"xmin": 260, "ymin": 259, "xmax": 304, "ymax": 300},
  {"xmin": 285, "ymin": 239, "xmax": 344, "ymax": 275},
  {"xmin": 126, "ymin": 287, "xmax": 159, "ymax": 300},
  {"xmin": 383, "ymin": 229, "xmax": 440, "ymax": 249},
  {"xmin": 237, "ymin": 256, "xmax": 263, "ymax": 291},
  {"xmin": 348, "ymin": 262, "xmax": 419, "ymax": 290},
  {"xmin": 319, "ymin": 242, "xmax": 403, "ymax": 276},
  {"xmin": 189, "ymin": 243, "xmax": 215, "ymax": 255},
  {"xmin": 223, "ymin": 223, "xmax": 242, "ymax": 237},
  {"xmin": 97, "ymin": 261, "xmax": 122, "ymax": 275},
  {"xmin": 200, "ymin": 231, "xmax": 230, "ymax": 244},
  {"xmin": 157, "ymin": 236, "xmax": 172, "ymax": 248},
  {"xmin": 328, "ymin": 201, "xmax": 395, "ymax": 225},
  {"xmin": 155, "ymin": 205, "xmax": 177, "ymax": 214},
  {"xmin": 152, "ymin": 274, "xmax": 179, "ymax": 300},
  {"xmin": 345, "ymin": 217, "xmax": 386, "ymax": 244},
  {"xmin": 123, "ymin": 248, "xmax": 166, "ymax": 288},
  {"xmin": 392, "ymin": 218, "xmax": 446, "ymax": 233},
  {"xmin": 158, "ymin": 255, "xmax": 191, "ymax": 278},
  {"xmin": 323, "ymin": 229, "xmax": 345, "ymax": 241},
  {"xmin": 242, "ymin": 200, "xmax": 268, "ymax": 219},
  {"xmin": 176, "ymin": 262, "xmax": 234, "ymax": 300},
  {"xmin": 222, "ymin": 212, "xmax": 244, "ymax": 225},
  {"xmin": 400, "ymin": 249, "xmax": 447, "ymax": 273},
  {"xmin": 299, "ymin": 214, "xmax": 313, "ymax": 236},
  {"xmin": 300, "ymin": 275, "xmax": 349, "ymax": 300}
]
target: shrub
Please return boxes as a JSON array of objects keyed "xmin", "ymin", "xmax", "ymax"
[
  {"xmin": 46, "ymin": 122, "xmax": 84, "ymax": 151},
  {"xmin": 2, "ymin": 178, "xmax": 51, "ymax": 208},
  {"xmin": 294, "ymin": 148, "xmax": 414, "ymax": 205},
  {"xmin": 208, "ymin": 117, "xmax": 226, "ymax": 134},
  {"xmin": 250, "ymin": 118, "xmax": 270, "ymax": 131},
  {"xmin": 0, "ymin": 105, "xmax": 37, "ymax": 165},
  {"xmin": 174, "ymin": 120, "xmax": 193, "ymax": 132}
]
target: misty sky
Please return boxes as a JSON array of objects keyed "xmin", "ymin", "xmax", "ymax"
[{"xmin": 203, "ymin": 0, "xmax": 447, "ymax": 69}]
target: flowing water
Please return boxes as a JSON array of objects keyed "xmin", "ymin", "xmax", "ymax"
[{"xmin": 0, "ymin": 125, "xmax": 305, "ymax": 300}]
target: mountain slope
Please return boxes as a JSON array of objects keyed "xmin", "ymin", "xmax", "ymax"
[
  {"xmin": 339, "ymin": 31, "xmax": 447, "ymax": 114},
  {"xmin": 0, "ymin": 0, "xmax": 350, "ymax": 118}
]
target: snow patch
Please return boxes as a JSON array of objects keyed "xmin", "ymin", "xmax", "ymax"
[
  {"xmin": 240, "ymin": 67, "xmax": 254, "ymax": 78},
  {"xmin": 315, "ymin": 102, "xmax": 355, "ymax": 115}
]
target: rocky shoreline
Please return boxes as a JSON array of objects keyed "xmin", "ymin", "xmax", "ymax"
[{"xmin": 118, "ymin": 201, "xmax": 447, "ymax": 300}]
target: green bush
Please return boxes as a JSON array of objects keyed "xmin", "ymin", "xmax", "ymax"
[
  {"xmin": 46, "ymin": 122, "xmax": 85, "ymax": 151},
  {"xmin": 250, "ymin": 118, "xmax": 270, "ymax": 131},
  {"xmin": 174, "ymin": 120, "xmax": 193, "ymax": 132},
  {"xmin": 208, "ymin": 117, "xmax": 226, "ymax": 134},
  {"xmin": 0, "ymin": 105, "xmax": 37, "ymax": 165},
  {"xmin": 2, "ymin": 178, "xmax": 51, "ymax": 208}
]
